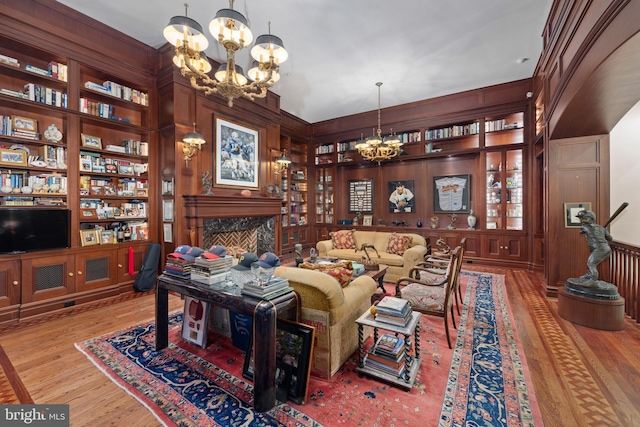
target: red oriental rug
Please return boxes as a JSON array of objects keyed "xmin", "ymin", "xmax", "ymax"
[{"xmin": 75, "ymin": 272, "xmax": 542, "ymax": 426}]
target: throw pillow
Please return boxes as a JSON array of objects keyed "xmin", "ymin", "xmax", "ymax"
[
  {"xmin": 387, "ymin": 234, "xmax": 413, "ymax": 255},
  {"xmin": 331, "ymin": 230, "xmax": 356, "ymax": 250},
  {"xmin": 300, "ymin": 261, "xmax": 354, "ymax": 287}
]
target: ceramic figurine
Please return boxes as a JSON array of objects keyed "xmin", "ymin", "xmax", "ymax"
[{"xmin": 417, "ymin": 218, "xmax": 423, "ymax": 228}]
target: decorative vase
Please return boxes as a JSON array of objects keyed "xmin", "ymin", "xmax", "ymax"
[
  {"xmin": 1, "ymin": 185, "xmax": 11, "ymax": 194},
  {"xmin": 417, "ymin": 219, "xmax": 423, "ymax": 228},
  {"xmin": 467, "ymin": 209, "xmax": 477, "ymax": 229}
]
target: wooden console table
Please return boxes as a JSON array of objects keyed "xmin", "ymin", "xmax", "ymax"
[{"xmin": 155, "ymin": 274, "xmax": 298, "ymax": 412}]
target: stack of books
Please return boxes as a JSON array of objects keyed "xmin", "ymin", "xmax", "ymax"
[
  {"xmin": 241, "ymin": 276, "xmax": 293, "ymax": 300},
  {"xmin": 190, "ymin": 255, "xmax": 234, "ymax": 285},
  {"xmin": 374, "ymin": 296, "xmax": 412, "ymax": 326},
  {"xmin": 364, "ymin": 333, "xmax": 406, "ymax": 377},
  {"xmin": 163, "ymin": 258, "xmax": 192, "ymax": 279}
]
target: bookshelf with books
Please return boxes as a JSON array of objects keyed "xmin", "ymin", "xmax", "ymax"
[
  {"xmin": 424, "ymin": 120, "xmax": 480, "ymax": 154},
  {"xmin": 280, "ymin": 136, "xmax": 309, "ymax": 251},
  {"xmin": 0, "ymin": 12, "xmax": 157, "ymax": 322}
]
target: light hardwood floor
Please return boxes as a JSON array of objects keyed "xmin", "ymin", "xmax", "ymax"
[{"xmin": 1, "ymin": 268, "xmax": 639, "ymax": 426}]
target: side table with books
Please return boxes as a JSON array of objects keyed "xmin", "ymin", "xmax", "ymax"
[{"xmin": 355, "ymin": 297, "xmax": 422, "ymax": 390}]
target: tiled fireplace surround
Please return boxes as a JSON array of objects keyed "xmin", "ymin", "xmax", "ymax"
[{"xmin": 184, "ymin": 195, "xmax": 282, "ymax": 255}]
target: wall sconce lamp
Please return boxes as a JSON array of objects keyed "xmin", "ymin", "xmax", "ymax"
[
  {"xmin": 273, "ymin": 149, "xmax": 291, "ymax": 175},
  {"xmin": 182, "ymin": 123, "xmax": 206, "ymax": 166}
]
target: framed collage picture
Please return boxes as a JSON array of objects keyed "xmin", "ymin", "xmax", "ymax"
[
  {"xmin": 215, "ymin": 117, "xmax": 259, "ymax": 189},
  {"xmin": 348, "ymin": 179, "xmax": 374, "ymax": 213}
]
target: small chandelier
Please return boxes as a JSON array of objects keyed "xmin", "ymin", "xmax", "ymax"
[
  {"xmin": 182, "ymin": 123, "xmax": 206, "ymax": 166},
  {"xmin": 356, "ymin": 82, "xmax": 403, "ymax": 164},
  {"xmin": 163, "ymin": 1, "xmax": 288, "ymax": 107}
]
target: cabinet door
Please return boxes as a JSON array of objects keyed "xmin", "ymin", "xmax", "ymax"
[
  {"xmin": 485, "ymin": 149, "xmax": 523, "ymax": 231},
  {"xmin": 75, "ymin": 248, "xmax": 118, "ymax": 292},
  {"xmin": 316, "ymin": 226, "xmax": 329, "ymax": 242},
  {"xmin": 0, "ymin": 259, "xmax": 20, "ymax": 321},
  {"xmin": 482, "ymin": 235, "xmax": 524, "ymax": 261},
  {"xmin": 21, "ymin": 254, "xmax": 75, "ymax": 303},
  {"xmin": 117, "ymin": 244, "xmax": 149, "ymax": 284}
]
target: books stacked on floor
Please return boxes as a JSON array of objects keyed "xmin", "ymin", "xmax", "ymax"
[
  {"xmin": 190, "ymin": 255, "xmax": 234, "ymax": 285},
  {"xmin": 241, "ymin": 277, "xmax": 293, "ymax": 300},
  {"xmin": 163, "ymin": 245, "xmax": 204, "ymax": 279},
  {"xmin": 374, "ymin": 296, "xmax": 412, "ymax": 326},
  {"xmin": 364, "ymin": 333, "xmax": 406, "ymax": 377}
]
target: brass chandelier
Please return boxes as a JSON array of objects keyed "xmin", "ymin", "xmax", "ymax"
[
  {"xmin": 356, "ymin": 82, "xmax": 404, "ymax": 164},
  {"xmin": 163, "ymin": 1, "xmax": 288, "ymax": 107}
]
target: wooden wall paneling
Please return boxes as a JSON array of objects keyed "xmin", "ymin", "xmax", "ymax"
[
  {"xmin": 538, "ymin": 0, "xmax": 640, "ymax": 139},
  {"xmin": 0, "ymin": 1, "xmax": 156, "ymax": 76},
  {"xmin": 547, "ymin": 134, "xmax": 609, "ymax": 296}
]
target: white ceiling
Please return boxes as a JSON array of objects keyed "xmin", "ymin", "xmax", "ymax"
[{"xmin": 56, "ymin": 0, "xmax": 554, "ymax": 124}]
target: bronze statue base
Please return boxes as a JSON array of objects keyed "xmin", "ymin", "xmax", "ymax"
[{"xmin": 565, "ymin": 277, "xmax": 620, "ymax": 300}]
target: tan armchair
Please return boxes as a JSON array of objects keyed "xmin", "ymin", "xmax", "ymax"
[
  {"xmin": 274, "ymin": 266, "xmax": 377, "ymax": 379},
  {"xmin": 395, "ymin": 246, "xmax": 462, "ymax": 348}
]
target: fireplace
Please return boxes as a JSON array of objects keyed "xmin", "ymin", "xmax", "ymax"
[
  {"xmin": 202, "ymin": 216, "xmax": 276, "ymax": 254},
  {"xmin": 184, "ymin": 195, "xmax": 283, "ymax": 254}
]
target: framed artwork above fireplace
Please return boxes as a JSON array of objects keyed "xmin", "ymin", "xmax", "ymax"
[{"xmin": 214, "ymin": 116, "xmax": 259, "ymax": 189}]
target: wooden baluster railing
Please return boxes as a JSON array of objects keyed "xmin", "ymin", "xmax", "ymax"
[{"xmin": 609, "ymin": 241, "xmax": 640, "ymax": 322}]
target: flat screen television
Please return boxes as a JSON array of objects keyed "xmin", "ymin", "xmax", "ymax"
[{"xmin": 0, "ymin": 208, "xmax": 71, "ymax": 254}]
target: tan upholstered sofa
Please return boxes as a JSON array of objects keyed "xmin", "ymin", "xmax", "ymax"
[
  {"xmin": 316, "ymin": 230, "xmax": 429, "ymax": 283},
  {"xmin": 274, "ymin": 266, "xmax": 377, "ymax": 379}
]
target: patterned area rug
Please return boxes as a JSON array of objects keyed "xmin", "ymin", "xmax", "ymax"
[
  {"xmin": 439, "ymin": 272, "xmax": 543, "ymax": 427},
  {"xmin": 75, "ymin": 272, "xmax": 541, "ymax": 426}
]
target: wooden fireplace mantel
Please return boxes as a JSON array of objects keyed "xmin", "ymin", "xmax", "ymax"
[{"xmin": 183, "ymin": 194, "xmax": 283, "ymax": 249}]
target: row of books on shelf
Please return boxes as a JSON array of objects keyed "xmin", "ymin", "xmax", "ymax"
[
  {"xmin": 363, "ymin": 333, "xmax": 407, "ymax": 377},
  {"xmin": 0, "ymin": 53, "xmax": 68, "ymax": 82},
  {"xmin": 22, "ymin": 83, "xmax": 67, "ymax": 108},
  {"xmin": 1, "ymin": 196, "xmax": 66, "ymax": 206},
  {"xmin": 425, "ymin": 122, "xmax": 480, "ymax": 140},
  {"xmin": 105, "ymin": 140, "xmax": 148, "ymax": 156},
  {"xmin": 374, "ymin": 296, "xmax": 412, "ymax": 327},
  {"xmin": 79, "ymin": 98, "xmax": 130, "ymax": 123},
  {"xmin": 485, "ymin": 119, "xmax": 520, "ymax": 132},
  {"xmin": 84, "ymin": 81, "xmax": 148, "ymax": 106}
]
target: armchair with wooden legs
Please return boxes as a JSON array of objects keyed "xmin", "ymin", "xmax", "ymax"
[
  {"xmin": 395, "ymin": 246, "xmax": 462, "ymax": 349},
  {"xmin": 418, "ymin": 237, "xmax": 466, "ymax": 317}
]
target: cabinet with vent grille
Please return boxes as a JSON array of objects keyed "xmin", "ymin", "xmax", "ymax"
[{"xmin": 18, "ymin": 248, "xmax": 122, "ymax": 318}]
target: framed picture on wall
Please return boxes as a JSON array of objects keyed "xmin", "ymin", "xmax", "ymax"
[
  {"xmin": 348, "ymin": 179, "xmax": 374, "ymax": 213},
  {"xmin": 433, "ymin": 174, "xmax": 470, "ymax": 213},
  {"xmin": 214, "ymin": 117, "xmax": 259, "ymax": 189},
  {"xmin": 388, "ymin": 180, "xmax": 415, "ymax": 213},
  {"xmin": 564, "ymin": 202, "xmax": 591, "ymax": 228}
]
